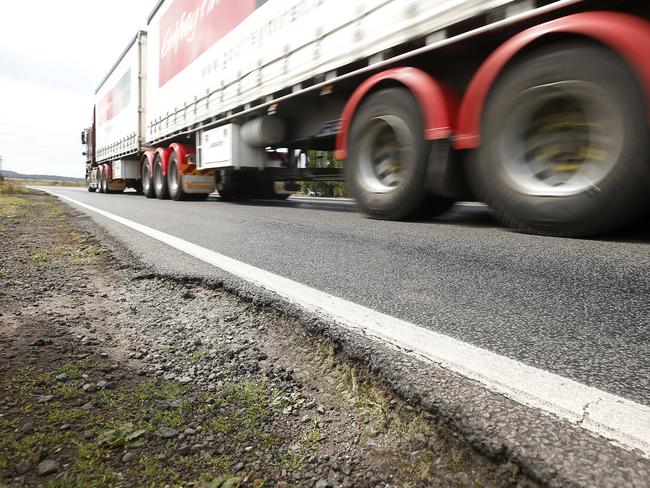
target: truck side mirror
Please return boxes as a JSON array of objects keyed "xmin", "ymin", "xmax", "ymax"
[{"xmin": 81, "ymin": 131, "xmax": 86, "ymax": 145}]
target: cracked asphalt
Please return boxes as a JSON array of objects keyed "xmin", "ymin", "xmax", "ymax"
[
  {"xmin": 44, "ymin": 188, "xmax": 650, "ymax": 406},
  {"xmin": 38, "ymin": 187, "xmax": 650, "ymax": 487}
]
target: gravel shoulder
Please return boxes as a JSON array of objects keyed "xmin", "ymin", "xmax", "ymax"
[{"xmin": 0, "ymin": 193, "xmax": 536, "ymax": 487}]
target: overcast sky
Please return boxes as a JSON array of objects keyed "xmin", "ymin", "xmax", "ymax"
[{"xmin": 0, "ymin": 1, "xmax": 155, "ymax": 177}]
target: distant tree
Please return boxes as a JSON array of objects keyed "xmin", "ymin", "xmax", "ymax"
[{"xmin": 299, "ymin": 151, "xmax": 347, "ymax": 198}]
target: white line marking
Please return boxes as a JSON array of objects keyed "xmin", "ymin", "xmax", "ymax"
[{"xmin": 39, "ymin": 187, "xmax": 650, "ymax": 457}]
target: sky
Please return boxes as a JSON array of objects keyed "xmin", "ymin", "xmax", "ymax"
[{"xmin": 0, "ymin": 1, "xmax": 155, "ymax": 177}]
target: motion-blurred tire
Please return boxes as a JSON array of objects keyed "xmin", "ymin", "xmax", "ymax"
[
  {"xmin": 467, "ymin": 43, "xmax": 650, "ymax": 237},
  {"xmin": 142, "ymin": 160, "xmax": 155, "ymax": 199},
  {"xmin": 346, "ymin": 88, "xmax": 451, "ymax": 220},
  {"xmin": 154, "ymin": 155, "xmax": 169, "ymax": 200}
]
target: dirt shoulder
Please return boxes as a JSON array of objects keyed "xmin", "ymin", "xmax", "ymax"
[{"xmin": 0, "ymin": 192, "xmax": 535, "ymax": 487}]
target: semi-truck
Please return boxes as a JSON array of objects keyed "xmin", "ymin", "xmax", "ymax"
[{"xmin": 82, "ymin": 0, "xmax": 650, "ymax": 237}]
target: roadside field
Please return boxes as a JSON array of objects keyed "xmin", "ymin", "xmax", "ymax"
[{"xmin": 0, "ymin": 193, "xmax": 532, "ymax": 487}]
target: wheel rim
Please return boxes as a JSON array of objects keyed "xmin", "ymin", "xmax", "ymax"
[
  {"xmin": 168, "ymin": 160, "xmax": 179, "ymax": 196},
  {"xmin": 357, "ymin": 115, "xmax": 412, "ymax": 194},
  {"xmin": 498, "ymin": 80, "xmax": 624, "ymax": 196}
]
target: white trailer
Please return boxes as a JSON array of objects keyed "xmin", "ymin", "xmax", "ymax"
[
  {"xmin": 83, "ymin": 0, "xmax": 650, "ymax": 236},
  {"xmin": 89, "ymin": 31, "xmax": 148, "ymax": 193}
]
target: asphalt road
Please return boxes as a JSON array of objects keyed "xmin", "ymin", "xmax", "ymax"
[{"xmin": 49, "ymin": 187, "xmax": 650, "ymax": 407}]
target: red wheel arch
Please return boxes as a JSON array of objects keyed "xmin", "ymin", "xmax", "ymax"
[
  {"xmin": 335, "ymin": 67, "xmax": 459, "ymax": 160},
  {"xmin": 141, "ymin": 151, "xmax": 156, "ymax": 177},
  {"xmin": 455, "ymin": 11, "xmax": 650, "ymax": 150},
  {"xmin": 169, "ymin": 143, "xmax": 196, "ymax": 175}
]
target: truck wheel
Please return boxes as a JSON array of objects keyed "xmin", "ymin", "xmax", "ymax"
[
  {"xmin": 86, "ymin": 176, "xmax": 96, "ymax": 193},
  {"xmin": 142, "ymin": 161, "xmax": 155, "ymax": 198},
  {"xmin": 216, "ymin": 171, "xmax": 241, "ymax": 201},
  {"xmin": 346, "ymin": 88, "xmax": 448, "ymax": 220},
  {"xmin": 467, "ymin": 43, "xmax": 650, "ymax": 237},
  {"xmin": 98, "ymin": 167, "xmax": 106, "ymax": 193},
  {"xmin": 167, "ymin": 154, "xmax": 187, "ymax": 201},
  {"xmin": 154, "ymin": 155, "xmax": 169, "ymax": 200}
]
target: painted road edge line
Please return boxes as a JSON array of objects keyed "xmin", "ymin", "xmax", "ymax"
[{"xmin": 41, "ymin": 187, "xmax": 650, "ymax": 457}]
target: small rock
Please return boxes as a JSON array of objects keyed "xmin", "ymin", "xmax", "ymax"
[
  {"xmin": 455, "ymin": 472, "xmax": 470, "ymax": 485},
  {"xmin": 315, "ymin": 480, "xmax": 331, "ymax": 488},
  {"xmin": 412, "ymin": 432, "xmax": 427, "ymax": 451},
  {"xmin": 316, "ymin": 405, "xmax": 326, "ymax": 414},
  {"xmin": 37, "ymin": 459, "xmax": 59, "ymax": 476},
  {"xmin": 31, "ymin": 338, "xmax": 53, "ymax": 347},
  {"xmin": 122, "ymin": 452, "xmax": 137, "ymax": 463},
  {"xmin": 96, "ymin": 380, "xmax": 109, "ymax": 389},
  {"xmin": 178, "ymin": 377, "xmax": 192, "ymax": 384},
  {"xmin": 18, "ymin": 422, "xmax": 34, "ymax": 434},
  {"xmin": 15, "ymin": 462, "xmax": 31, "ymax": 475},
  {"xmin": 82, "ymin": 383, "xmax": 96, "ymax": 393},
  {"xmin": 55, "ymin": 373, "xmax": 68, "ymax": 382},
  {"xmin": 36, "ymin": 395, "xmax": 53, "ymax": 404},
  {"xmin": 184, "ymin": 428, "xmax": 196, "ymax": 436},
  {"xmin": 177, "ymin": 445, "xmax": 191, "ymax": 456},
  {"xmin": 81, "ymin": 402, "xmax": 95, "ymax": 410},
  {"xmin": 156, "ymin": 426, "xmax": 179, "ymax": 439}
]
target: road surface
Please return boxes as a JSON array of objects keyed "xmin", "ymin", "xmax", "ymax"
[
  {"xmin": 38, "ymin": 186, "xmax": 650, "ymax": 486},
  {"xmin": 44, "ymin": 188, "xmax": 650, "ymax": 406}
]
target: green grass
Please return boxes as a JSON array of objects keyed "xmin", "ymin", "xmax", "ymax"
[
  {"xmin": 30, "ymin": 245, "xmax": 107, "ymax": 269},
  {"xmin": 0, "ymin": 178, "xmax": 84, "ymax": 196},
  {"xmin": 301, "ymin": 423, "xmax": 325, "ymax": 450},
  {"xmin": 269, "ymin": 451, "xmax": 304, "ymax": 473},
  {"xmin": 0, "ymin": 195, "xmax": 30, "ymax": 218}
]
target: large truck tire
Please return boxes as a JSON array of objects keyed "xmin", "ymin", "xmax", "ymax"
[
  {"xmin": 98, "ymin": 166, "xmax": 106, "ymax": 194},
  {"xmin": 167, "ymin": 153, "xmax": 188, "ymax": 201},
  {"xmin": 216, "ymin": 171, "xmax": 240, "ymax": 201},
  {"xmin": 86, "ymin": 176, "xmax": 96, "ymax": 193},
  {"xmin": 217, "ymin": 171, "xmax": 276, "ymax": 201},
  {"xmin": 467, "ymin": 43, "xmax": 650, "ymax": 237},
  {"xmin": 154, "ymin": 155, "xmax": 169, "ymax": 200},
  {"xmin": 142, "ymin": 160, "xmax": 155, "ymax": 198},
  {"xmin": 345, "ymin": 88, "xmax": 451, "ymax": 221}
]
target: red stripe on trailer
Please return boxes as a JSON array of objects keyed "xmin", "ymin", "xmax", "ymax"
[
  {"xmin": 335, "ymin": 67, "xmax": 458, "ymax": 160},
  {"xmin": 455, "ymin": 11, "xmax": 650, "ymax": 150}
]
